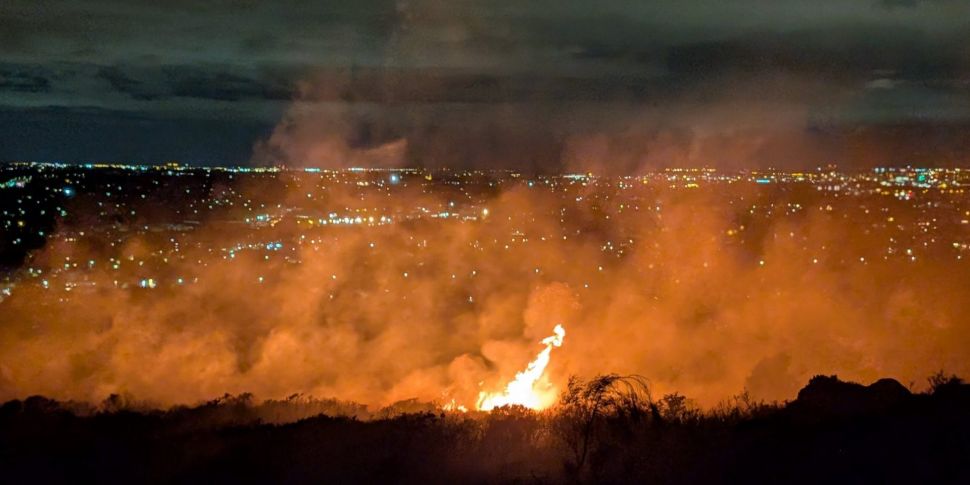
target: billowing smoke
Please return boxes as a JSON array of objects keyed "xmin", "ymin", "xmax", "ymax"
[
  {"xmin": 245, "ymin": 0, "xmax": 970, "ymax": 174},
  {"xmin": 4, "ymin": 2, "xmax": 970, "ymax": 410},
  {"xmin": 1, "ymin": 173, "xmax": 968, "ymax": 410}
]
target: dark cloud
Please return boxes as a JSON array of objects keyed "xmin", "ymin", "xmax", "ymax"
[
  {"xmin": 1, "ymin": 0, "xmax": 969, "ymax": 168},
  {"xmin": 164, "ymin": 69, "xmax": 294, "ymax": 102},
  {"xmin": 876, "ymin": 0, "xmax": 951, "ymax": 9},
  {"xmin": 662, "ymin": 29, "xmax": 964, "ymax": 81},
  {"xmin": 0, "ymin": 65, "xmax": 52, "ymax": 93},
  {"xmin": 97, "ymin": 66, "xmax": 161, "ymax": 101},
  {"xmin": 16, "ymin": 64, "xmax": 281, "ymax": 107}
]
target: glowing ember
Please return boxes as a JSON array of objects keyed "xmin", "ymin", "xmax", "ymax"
[
  {"xmin": 477, "ymin": 324, "xmax": 566, "ymax": 411},
  {"xmin": 442, "ymin": 399, "xmax": 468, "ymax": 413}
]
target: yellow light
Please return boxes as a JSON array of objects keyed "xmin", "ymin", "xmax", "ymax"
[{"xmin": 477, "ymin": 324, "xmax": 566, "ymax": 411}]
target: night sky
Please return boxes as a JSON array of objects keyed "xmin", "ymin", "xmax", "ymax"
[{"xmin": 2, "ymin": 0, "xmax": 969, "ymax": 171}]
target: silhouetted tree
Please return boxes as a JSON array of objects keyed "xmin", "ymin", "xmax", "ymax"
[
  {"xmin": 928, "ymin": 370, "xmax": 964, "ymax": 394},
  {"xmin": 555, "ymin": 374, "xmax": 655, "ymax": 475}
]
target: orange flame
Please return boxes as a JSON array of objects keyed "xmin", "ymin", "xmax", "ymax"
[
  {"xmin": 442, "ymin": 398, "xmax": 468, "ymax": 413},
  {"xmin": 477, "ymin": 324, "xmax": 566, "ymax": 411}
]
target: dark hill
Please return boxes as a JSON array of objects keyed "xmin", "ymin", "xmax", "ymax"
[{"xmin": 1, "ymin": 375, "xmax": 968, "ymax": 484}]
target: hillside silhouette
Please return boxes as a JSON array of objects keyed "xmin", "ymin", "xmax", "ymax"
[{"xmin": 2, "ymin": 373, "xmax": 968, "ymax": 484}]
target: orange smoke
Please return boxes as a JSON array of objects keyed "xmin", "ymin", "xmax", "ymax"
[{"xmin": 3, "ymin": 171, "xmax": 970, "ymax": 411}]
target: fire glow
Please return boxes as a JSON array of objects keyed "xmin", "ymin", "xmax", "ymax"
[{"xmin": 476, "ymin": 324, "xmax": 566, "ymax": 411}]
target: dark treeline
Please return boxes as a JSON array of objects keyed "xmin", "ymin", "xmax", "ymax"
[{"xmin": 2, "ymin": 373, "xmax": 969, "ymax": 484}]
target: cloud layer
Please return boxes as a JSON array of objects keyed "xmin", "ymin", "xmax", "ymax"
[{"xmin": 1, "ymin": 0, "xmax": 969, "ymax": 168}]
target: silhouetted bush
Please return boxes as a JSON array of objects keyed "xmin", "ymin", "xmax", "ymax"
[{"xmin": 2, "ymin": 373, "xmax": 969, "ymax": 484}]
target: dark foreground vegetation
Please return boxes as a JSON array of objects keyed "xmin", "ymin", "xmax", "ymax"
[{"xmin": 2, "ymin": 374, "xmax": 969, "ymax": 484}]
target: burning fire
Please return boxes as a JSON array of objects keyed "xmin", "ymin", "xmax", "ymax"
[
  {"xmin": 442, "ymin": 399, "xmax": 468, "ymax": 413},
  {"xmin": 476, "ymin": 324, "xmax": 566, "ymax": 411}
]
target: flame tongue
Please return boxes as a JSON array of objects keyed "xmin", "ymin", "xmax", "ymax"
[{"xmin": 477, "ymin": 324, "xmax": 566, "ymax": 411}]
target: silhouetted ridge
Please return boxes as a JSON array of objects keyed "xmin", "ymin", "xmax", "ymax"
[
  {"xmin": 2, "ymin": 374, "xmax": 969, "ymax": 484},
  {"xmin": 793, "ymin": 375, "xmax": 911, "ymax": 416}
]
